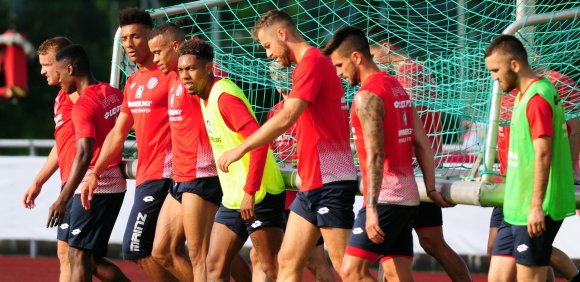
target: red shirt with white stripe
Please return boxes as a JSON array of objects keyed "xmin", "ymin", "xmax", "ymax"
[
  {"xmin": 121, "ymin": 66, "xmax": 173, "ymax": 186},
  {"xmin": 72, "ymin": 82, "xmax": 125, "ymax": 194},
  {"xmin": 168, "ymin": 74, "xmax": 217, "ymax": 182},
  {"xmin": 53, "ymin": 90, "xmax": 76, "ymax": 184},
  {"xmin": 289, "ymin": 47, "xmax": 357, "ymax": 191},
  {"xmin": 352, "ymin": 72, "xmax": 419, "ymax": 206}
]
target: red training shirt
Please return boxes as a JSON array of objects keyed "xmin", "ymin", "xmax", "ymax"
[
  {"xmin": 53, "ymin": 90, "xmax": 76, "ymax": 184},
  {"xmin": 168, "ymin": 74, "xmax": 217, "ymax": 182},
  {"xmin": 289, "ymin": 47, "xmax": 357, "ymax": 191},
  {"xmin": 121, "ymin": 66, "xmax": 174, "ymax": 186}
]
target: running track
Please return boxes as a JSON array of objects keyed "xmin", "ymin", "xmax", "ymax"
[{"xmin": 0, "ymin": 256, "xmax": 528, "ymax": 281}]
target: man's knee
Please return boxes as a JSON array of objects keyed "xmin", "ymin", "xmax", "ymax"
[
  {"xmin": 259, "ymin": 256, "xmax": 278, "ymax": 280},
  {"xmin": 339, "ymin": 259, "xmax": 362, "ymax": 281},
  {"xmin": 151, "ymin": 247, "xmax": 173, "ymax": 269},
  {"xmin": 68, "ymin": 247, "xmax": 88, "ymax": 265}
]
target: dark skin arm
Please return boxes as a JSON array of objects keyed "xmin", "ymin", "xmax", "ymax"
[
  {"xmin": 47, "ymin": 138, "xmax": 94, "ymax": 228},
  {"xmin": 353, "ymin": 90, "xmax": 386, "ymax": 244}
]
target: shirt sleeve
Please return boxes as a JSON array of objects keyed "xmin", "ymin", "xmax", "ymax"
[
  {"xmin": 288, "ymin": 57, "xmax": 322, "ymax": 104},
  {"xmin": 218, "ymin": 93, "xmax": 255, "ymax": 132},
  {"xmin": 527, "ymin": 94, "xmax": 553, "ymax": 140},
  {"xmin": 218, "ymin": 93, "xmax": 267, "ymax": 195},
  {"xmin": 72, "ymin": 98, "xmax": 97, "ymax": 140}
]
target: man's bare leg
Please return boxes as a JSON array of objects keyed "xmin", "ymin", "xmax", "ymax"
[
  {"xmin": 231, "ymin": 254, "xmax": 252, "ymax": 282},
  {"xmin": 517, "ymin": 264, "xmax": 548, "ymax": 282},
  {"xmin": 277, "ymin": 212, "xmax": 322, "ymax": 281},
  {"xmin": 136, "ymin": 256, "xmax": 179, "ymax": 282},
  {"xmin": 151, "ymin": 194, "xmax": 191, "ymax": 281},
  {"xmin": 416, "ymin": 226, "xmax": 471, "ymax": 282},
  {"xmin": 319, "ymin": 226, "xmax": 350, "ymax": 277},
  {"xmin": 182, "ymin": 192, "xmax": 218, "ymax": 282},
  {"xmin": 249, "ymin": 227, "xmax": 283, "ymax": 280},
  {"xmin": 340, "ymin": 254, "xmax": 376, "ymax": 282},
  {"xmin": 57, "ymin": 240, "xmax": 71, "ymax": 282},
  {"xmin": 550, "ymin": 247, "xmax": 580, "ymax": 280},
  {"xmin": 304, "ymin": 244, "xmax": 334, "ymax": 282},
  {"xmin": 206, "ymin": 223, "xmax": 246, "ymax": 282},
  {"xmin": 382, "ymin": 257, "xmax": 414, "ymax": 282},
  {"xmin": 488, "ymin": 256, "xmax": 516, "ymax": 282}
]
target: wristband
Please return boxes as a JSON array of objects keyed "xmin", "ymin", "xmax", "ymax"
[{"xmin": 427, "ymin": 190, "xmax": 437, "ymax": 195}]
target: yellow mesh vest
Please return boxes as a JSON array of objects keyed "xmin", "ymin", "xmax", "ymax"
[{"xmin": 200, "ymin": 78, "xmax": 284, "ymax": 209}]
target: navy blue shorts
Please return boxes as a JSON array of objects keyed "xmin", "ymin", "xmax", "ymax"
[
  {"xmin": 170, "ymin": 177, "xmax": 222, "ymax": 206},
  {"xmin": 122, "ymin": 178, "xmax": 171, "ymax": 260},
  {"xmin": 412, "ymin": 202, "xmax": 442, "ymax": 229},
  {"xmin": 68, "ymin": 192, "xmax": 125, "ymax": 258},
  {"xmin": 290, "ymin": 180, "xmax": 357, "ymax": 229},
  {"xmin": 489, "ymin": 207, "xmax": 504, "ymax": 228},
  {"xmin": 56, "ymin": 188, "xmax": 73, "ymax": 242},
  {"xmin": 346, "ymin": 205, "xmax": 417, "ymax": 261},
  {"xmin": 492, "ymin": 216, "xmax": 563, "ymax": 265},
  {"xmin": 215, "ymin": 192, "xmax": 285, "ymax": 241},
  {"xmin": 282, "ymin": 209, "xmax": 324, "ymax": 246}
]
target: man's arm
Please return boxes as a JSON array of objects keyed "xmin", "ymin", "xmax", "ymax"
[
  {"xmin": 528, "ymin": 136, "xmax": 552, "ymax": 237},
  {"xmin": 217, "ymin": 97, "xmax": 309, "ymax": 172},
  {"xmin": 80, "ymin": 112, "xmax": 133, "ymax": 209},
  {"xmin": 23, "ymin": 145, "xmax": 59, "ymax": 209},
  {"xmin": 353, "ymin": 90, "xmax": 386, "ymax": 244},
  {"xmin": 412, "ymin": 107, "xmax": 451, "ymax": 207},
  {"xmin": 47, "ymin": 138, "xmax": 94, "ymax": 228}
]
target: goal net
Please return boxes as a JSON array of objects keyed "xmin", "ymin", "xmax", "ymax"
[{"xmin": 113, "ymin": 0, "xmax": 580, "ymax": 181}]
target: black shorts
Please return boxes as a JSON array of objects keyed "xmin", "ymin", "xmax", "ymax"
[
  {"xmin": 492, "ymin": 216, "xmax": 563, "ymax": 266},
  {"xmin": 68, "ymin": 192, "xmax": 125, "ymax": 258},
  {"xmin": 489, "ymin": 207, "xmax": 504, "ymax": 228},
  {"xmin": 56, "ymin": 189, "xmax": 73, "ymax": 242},
  {"xmin": 290, "ymin": 180, "xmax": 357, "ymax": 229},
  {"xmin": 346, "ymin": 205, "xmax": 417, "ymax": 261},
  {"xmin": 122, "ymin": 178, "xmax": 171, "ymax": 260},
  {"xmin": 170, "ymin": 177, "xmax": 222, "ymax": 206},
  {"xmin": 412, "ymin": 202, "xmax": 443, "ymax": 229},
  {"xmin": 215, "ymin": 192, "xmax": 285, "ymax": 241}
]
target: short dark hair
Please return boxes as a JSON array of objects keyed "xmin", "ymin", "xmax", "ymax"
[
  {"xmin": 148, "ymin": 22, "xmax": 186, "ymax": 42},
  {"xmin": 252, "ymin": 9, "xmax": 295, "ymax": 40},
  {"xmin": 322, "ymin": 26, "xmax": 372, "ymax": 59},
  {"xmin": 178, "ymin": 39, "xmax": 214, "ymax": 62},
  {"xmin": 484, "ymin": 34, "xmax": 529, "ymax": 63},
  {"xmin": 367, "ymin": 25, "xmax": 406, "ymax": 50},
  {"xmin": 37, "ymin": 37, "xmax": 72, "ymax": 55},
  {"xmin": 55, "ymin": 44, "xmax": 91, "ymax": 76},
  {"xmin": 118, "ymin": 7, "xmax": 153, "ymax": 28}
]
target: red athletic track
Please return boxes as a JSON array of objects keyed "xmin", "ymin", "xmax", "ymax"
[{"xmin": 0, "ymin": 256, "xmax": 566, "ymax": 281}]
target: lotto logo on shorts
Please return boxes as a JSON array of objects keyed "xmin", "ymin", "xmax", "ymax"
[
  {"xmin": 517, "ymin": 244, "xmax": 529, "ymax": 253},
  {"xmin": 251, "ymin": 220, "xmax": 263, "ymax": 228},
  {"xmin": 59, "ymin": 223, "xmax": 69, "ymax": 230},
  {"xmin": 130, "ymin": 212, "xmax": 147, "ymax": 252},
  {"xmin": 71, "ymin": 229, "xmax": 81, "ymax": 236},
  {"xmin": 143, "ymin": 196, "xmax": 154, "ymax": 202},
  {"xmin": 352, "ymin": 227, "xmax": 364, "ymax": 235},
  {"xmin": 317, "ymin": 207, "xmax": 330, "ymax": 215}
]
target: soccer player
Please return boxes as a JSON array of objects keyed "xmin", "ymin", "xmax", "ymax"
[
  {"xmin": 177, "ymin": 39, "xmax": 286, "ymax": 281},
  {"xmin": 147, "ymin": 23, "xmax": 221, "ymax": 281},
  {"xmin": 218, "ymin": 10, "xmax": 359, "ymax": 279},
  {"xmin": 489, "ymin": 67, "xmax": 580, "ymax": 282},
  {"xmin": 22, "ymin": 36, "xmax": 76, "ymax": 282},
  {"xmin": 367, "ymin": 25, "xmax": 471, "ymax": 282},
  {"xmin": 50, "ymin": 44, "xmax": 128, "ymax": 281},
  {"xmin": 80, "ymin": 7, "xmax": 176, "ymax": 281},
  {"xmin": 323, "ymin": 25, "xmax": 451, "ymax": 282},
  {"xmin": 248, "ymin": 62, "xmax": 334, "ymax": 282},
  {"xmin": 485, "ymin": 34, "xmax": 576, "ymax": 282}
]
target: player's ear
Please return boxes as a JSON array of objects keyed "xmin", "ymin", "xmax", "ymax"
[
  {"xmin": 276, "ymin": 26, "xmax": 286, "ymax": 41},
  {"xmin": 351, "ymin": 51, "xmax": 362, "ymax": 65},
  {"xmin": 206, "ymin": 61, "xmax": 214, "ymax": 75},
  {"xmin": 67, "ymin": 64, "xmax": 75, "ymax": 76},
  {"xmin": 510, "ymin": 59, "xmax": 519, "ymax": 72}
]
